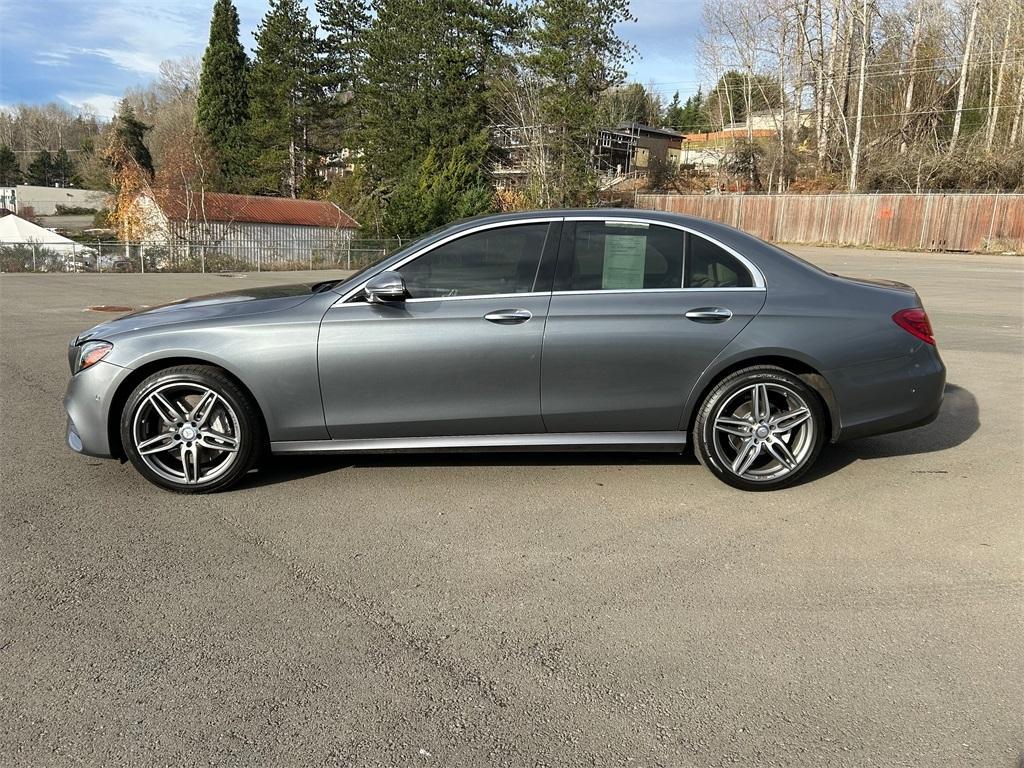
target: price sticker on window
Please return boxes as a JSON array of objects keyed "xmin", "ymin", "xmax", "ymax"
[{"xmin": 602, "ymin": 234, "xmax": 647, "ymax": 289}]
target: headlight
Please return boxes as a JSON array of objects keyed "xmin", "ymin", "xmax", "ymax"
[{"xmin": 70, "ymin": 340, "xmax": 113, "ymax": 374}]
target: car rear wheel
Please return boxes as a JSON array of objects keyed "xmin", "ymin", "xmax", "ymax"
[
  {"xmin": 120, "ymin": 365, "xmax": 263, "ymax": 493},
  {"xmin": 694, "ymin": 366, "xmax": 825, "ymax": 491}
]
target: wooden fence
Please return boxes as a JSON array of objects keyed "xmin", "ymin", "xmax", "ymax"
[{"xmin": 635, "ymin": 193, "xmax": 1024, "ymax": 253}]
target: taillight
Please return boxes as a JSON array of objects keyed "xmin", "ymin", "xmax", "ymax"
[{"xmin": 892, "ymin": 308, "xmax": 935, "ymax": 345}]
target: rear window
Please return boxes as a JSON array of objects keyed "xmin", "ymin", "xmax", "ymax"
[{"xmin": 685, "ymin": 234, "xmax": 753, "ymax": 288}]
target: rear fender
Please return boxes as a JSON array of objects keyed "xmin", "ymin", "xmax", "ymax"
[{"xmin": 680, "ymin": 345, "xmax": 842, "ymax": 442}]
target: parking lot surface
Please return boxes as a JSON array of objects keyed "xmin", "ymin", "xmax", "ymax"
[{"xmin": 2, "ymin": 246, "xmax": 1022, "ymax": 767}]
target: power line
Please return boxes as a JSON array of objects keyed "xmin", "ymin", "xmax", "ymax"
[
  {"xmin": 642, "ymin": 49, "xmax": 1024, "ymax": 90},
  {"xmin": 643, "ymin": 55, "xmax": 1024, "ymax": 93},
  {"xmin": 659, "ymin": 101, "xmax": 1022, "ymax": 131}
]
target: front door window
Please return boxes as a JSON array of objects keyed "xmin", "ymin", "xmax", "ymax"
[{"xmin": 398, "ymin": 223, "xmax": 550, "ymax": 299}]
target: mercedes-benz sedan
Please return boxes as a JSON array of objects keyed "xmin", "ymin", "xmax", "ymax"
[{"xmin": 64, "ymin": 210, "xmax": 945, "ymax": 492}]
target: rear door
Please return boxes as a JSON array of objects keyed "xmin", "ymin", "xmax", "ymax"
[{"xmin": 540, "ymin": 218, "xmax": 766, "ymax": 433}]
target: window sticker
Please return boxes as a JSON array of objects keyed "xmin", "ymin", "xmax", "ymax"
[{"xmin": 602, "ymin": 234, "xmax": 647, "ymax": 289}]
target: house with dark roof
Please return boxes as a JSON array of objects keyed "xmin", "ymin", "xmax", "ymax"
[
  {"xmin": 131, "ymin": 189, "xmax": 359, "ymax": 269},
  {"xmin": 595, "ymin": 122, "xmax": 686, "ymax": 175}
]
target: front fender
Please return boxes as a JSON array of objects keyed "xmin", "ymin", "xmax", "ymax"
[{"xmin": 102, "ymin": 316, "xmax": 330, "ymax": 443}]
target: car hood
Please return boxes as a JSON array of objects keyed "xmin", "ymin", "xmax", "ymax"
[{"xmin": 77, "ymin": 283, "xmax": 321, "ymax": 342}]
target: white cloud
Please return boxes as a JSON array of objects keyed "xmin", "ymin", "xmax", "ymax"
[
  {"xmin": 83, "ymin": 47, "xmax": 165, "ymax": 76},
  {"xmin": 33, "ymin": 50, "xmax": 72, "ymax": 67},
  {"xmin": 58, "ymin": 93, "xmax": 121, "ymax": 119}
]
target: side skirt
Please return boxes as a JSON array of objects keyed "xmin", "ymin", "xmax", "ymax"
[{"xmin": 271, "ymin": 431, "xmax": 687, "ymax": 455}]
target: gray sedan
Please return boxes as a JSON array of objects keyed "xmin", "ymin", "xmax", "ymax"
[{"xmin": 64, "ymin": 210, "xmax": 945, "ymax": 492}]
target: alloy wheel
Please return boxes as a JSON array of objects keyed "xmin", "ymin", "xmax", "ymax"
[
  {"xmin": 710, "ymin": 382, "xmax": 816, "ymax": 483},
  {"xmin": 131, "ymin": 382, "xmax": 241, "ymax": 485}
]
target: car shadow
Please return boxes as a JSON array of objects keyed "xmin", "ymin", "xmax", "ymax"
[
  {"xmin": 236, "ymin": 383, "xmax": 978, "ymax": 491},
  {"xmin": 796, "ymin": 382, "xmax": 980, "ymax": 485}
]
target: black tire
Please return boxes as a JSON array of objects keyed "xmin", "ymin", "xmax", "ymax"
[
  {"xmin": 693, "ymin": 365, "xmax": 826, "ymax": 491},
  {"xmin": 120, "ymin": 365, "xmax": 264, "ymax": 493}
]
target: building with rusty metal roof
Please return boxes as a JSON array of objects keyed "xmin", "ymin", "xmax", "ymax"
[{"xmin": 131, "ymin": 190, "xmax": 359, "ymax": 271}]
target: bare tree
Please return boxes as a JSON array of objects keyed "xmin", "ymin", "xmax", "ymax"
[
  {"xmin": 949, "ymin": 0, "xmax": 980, "ymax": 153},
  {"xmin": 849, "ymin": 0, "xmax": 872, "ymax": 190},
  {"xmin": 984, "ymin": 3, "xmax": 1015, "ymax": 150},
  {"xmin": 1011, "ymin": 69, "xmax": 1024, "ymax": 146},
  {"xmin": 899, "ymin": 0, "xmax": 925, "ymax": 153}
]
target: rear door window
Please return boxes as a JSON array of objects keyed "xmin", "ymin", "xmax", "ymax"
[{"xmin": 560, "ymin": 221, "xmax": 684, "ymax": 291}]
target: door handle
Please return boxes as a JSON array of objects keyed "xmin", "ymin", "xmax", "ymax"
[
  {"xmin": 685, "ymin": 307, "xmax": 733, "ymax": 323},
  {"xmin": 484, "ymin": 309, "xmax": 532, "ymax": 325}
]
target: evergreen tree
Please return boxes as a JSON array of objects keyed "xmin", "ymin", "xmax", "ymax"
[
  {"xmin": 526, "ymin": 0, "xmax": 634, "ymax": 206},
  {"xmin": 53, "ymin": 147, "xmax": 77, "ymax": 187},
  {"xmin": 316, "ymin": 0, "xmax": 370, "ymax": 176},
  {"xmin": 0, "ymin": 145, "xmax": 22, "ymax": 186},
  {"xmin": 673, "ymin": 88, "xmax": 710, "ymax": 133},
  {"xmin": 196, "ymin": 0, "xmax": 252, "ymax": 189},
  {"xmin": 382, "ymin": 136, "xmax": 495, "ymax": 236},
  {"xmin": 663, "ymin": 91, "xmax": 684, "ymax": 130},
  {"xmin": 26, "ymin": 150, "xmax": 55, "ymax": 186},
  {"xmin": 109, "ymin": 101, "xmax": 155, "ymax": 178},
  {"xmin": 249, "ymin": 0, "xmax": 323, "ymax": 197},
  {"xmin": 317, "ymin": 0, "xmax": 369, "ymax": 100},
  {"xmin": 358, "ymin": 0, "xmax": 517, "ymax": 234}
]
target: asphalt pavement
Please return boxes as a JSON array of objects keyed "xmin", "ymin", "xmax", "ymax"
[{"xmin": 1, "ymin": 245, "xmax": 1021, "ymax": 767}]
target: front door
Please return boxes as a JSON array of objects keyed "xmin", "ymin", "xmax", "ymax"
[
  {"xmin": 318, "ymin": 221, "xmax": 558, "ymax": 439},
  {"xmin": 540, "ymin": 219, "xmax": 767, "ymax": 433}
]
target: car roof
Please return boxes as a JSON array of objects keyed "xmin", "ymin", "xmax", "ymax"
[{"xmin": 443, "ymin": 208, "xmax": 770, "ymax": 254}]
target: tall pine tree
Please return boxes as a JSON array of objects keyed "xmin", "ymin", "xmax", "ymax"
[
  {"xmin": 317, "ymin": 0, "xmax": 369, "ymax": 101},
  {"xmin": 316, "ymin": 0, "xmax": 370, "ymax": 172},
  {"xmin": 677, "ymin": 88, "xmax": 710, "ymax": 133},
  {"xmin": 526, "ymin": 0, "xmax": 634, "ymax": 206},
  {"xmin": 358, "ymin": 0, "xmax": 518, "ymax": 234},
  {"xmin": 249, "ymin": 0, "xmax": 323, "ymax": 197},
  {"xmin": 663, "ymin": 91, "xmax": 684, "ymax": 130},
  {"xmin": 197, "ymin": 0, "xmax": 252, "ymax": 190}
]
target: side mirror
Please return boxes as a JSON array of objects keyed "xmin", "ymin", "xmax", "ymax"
[{"xmin": 364, "ymin": 271, "xmax": 407, "ymax": 303}]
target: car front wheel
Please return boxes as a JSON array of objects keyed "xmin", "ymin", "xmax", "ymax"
[
  {"xmin": 694, "ymin": 366, "xmax": 826, "ymax": 491},
  {"xmin": 120, "ymin": 365, "xmax": 263, "ymax": 493}
]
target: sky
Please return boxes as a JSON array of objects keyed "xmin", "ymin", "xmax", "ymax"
[{"xmin": 0, "ymin": 0, "xmax": 704, "ymax": 119}]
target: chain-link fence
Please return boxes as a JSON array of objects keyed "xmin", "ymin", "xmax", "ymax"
[{"xmin": 0, "ymin": 237, "xmax": 408, "ymax": 274}]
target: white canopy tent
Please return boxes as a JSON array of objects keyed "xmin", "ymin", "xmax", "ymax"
[{"xmin": 0, "ymin": 214, "xmax": 96, "ymax": 271}]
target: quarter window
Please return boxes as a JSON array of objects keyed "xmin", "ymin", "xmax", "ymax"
[
  {"xmin": 398, "ymin": 223, "xmax": 549, "ymax": 299},
  {"xmin": 685, "ymin": 233, "xmax": 753, "ymax": 288},
  {"xmin": 563, "ymin": 221, "xmax": 684, "ymax": 291}
]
